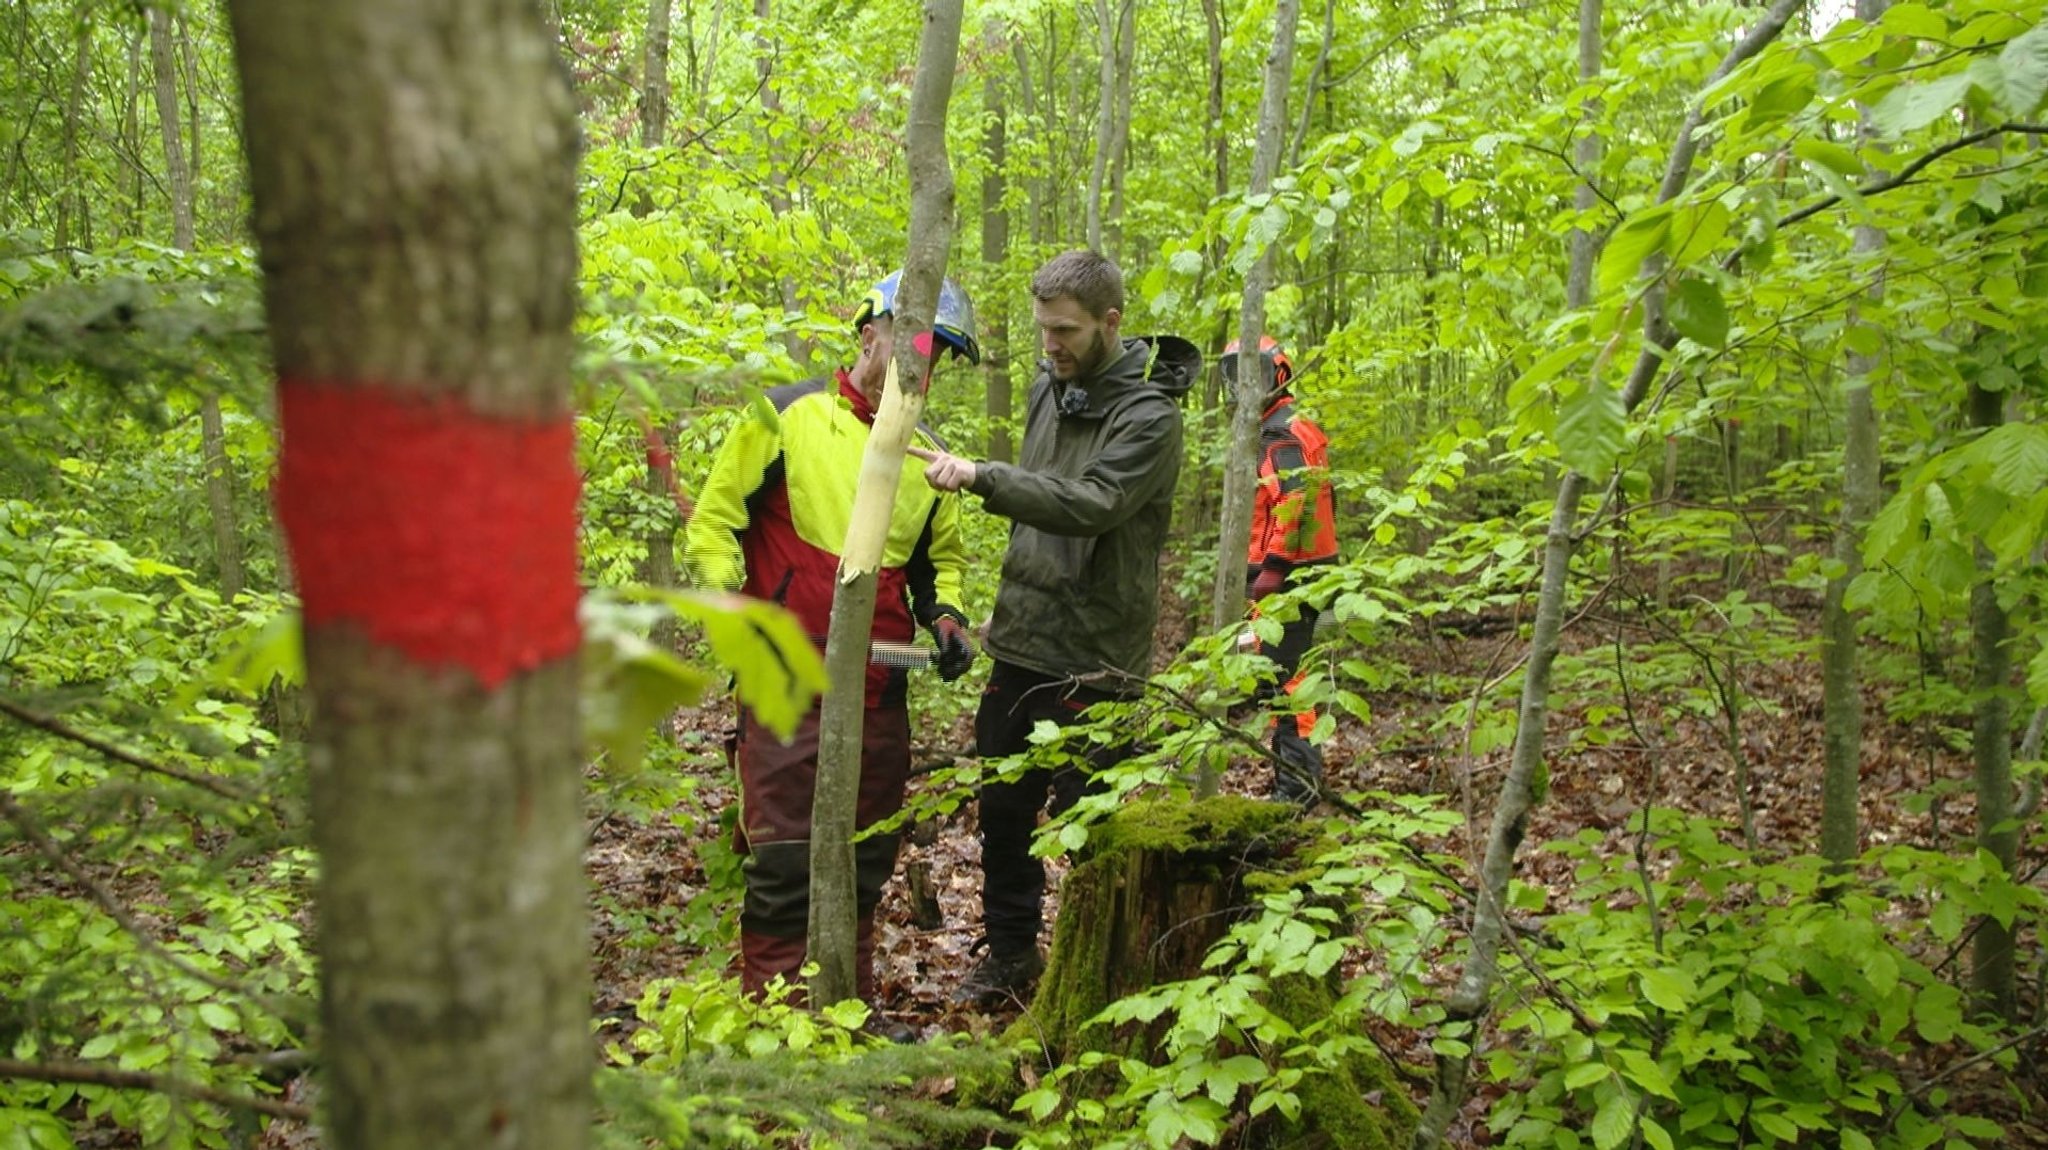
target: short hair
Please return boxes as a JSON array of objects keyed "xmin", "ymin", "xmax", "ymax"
[{"xmin": 1030, "ymin": 249, "xmax": 1124, "ymax": 320}]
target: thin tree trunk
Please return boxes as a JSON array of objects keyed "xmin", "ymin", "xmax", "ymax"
[
  {"xmin": 153, "ymin": 4, "xmax": 246, "ymax": 601},
  {"xmin": 752, "ymin": 0, "xmax": 807, "ymax": 367},
  {"xmin": 1104, "ymin": 0, "xmax": 1134, "ymax": 262},
  {"xmin": 58, "ymin": 9, "xmax": 93, "ymax": 260},
  {"xmin": 636, "ymin": 0, "xmax": 680, "ymax": 658},
  {"xmin": 124, "ymin": 25, "xmax": 143, "ymax": 235},
  {"xmin": 981, "ymin": 20, "xmax": 1014, "ymax": 463},
  {"xmin": 1202, "ymin": 0, "xmax": 1299, "ymax": 796},
  {"xmin": 1085, "ymin": 0, "xmax": 1114, "ymax": 252},
  {"xmin": 1286, "ymin": 0, "xmax": 1336, "ymax": 168},
  {"xmin": 1968, "ymin": 374, "xmax": 2015, "ymax": 1017},
  {"xmin": 226, "ymin": 3, "xmax": 590, "ymax": 1146},
  {"xmin": 1820, "ymin": 0, "xmax": 1887, "ymax": 869},
  {"xmin": 810, "ymin": 0, "xmax": 964, "ymax": 1008},
  {"xmin": 1008, "ymin": 37, "xmax": 1045, "ymax": 250},
  {"xmin": 1412, "ymin": 1, "xmax": 1806, "ymax": 1144}
]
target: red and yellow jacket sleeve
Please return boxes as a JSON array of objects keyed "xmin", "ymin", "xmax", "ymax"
[{"xmin": 683, "ymin": 409, "xmax": 781, "ymax": 592}]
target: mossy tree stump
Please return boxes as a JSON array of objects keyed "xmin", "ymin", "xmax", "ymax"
[{"xmin": 1007, "ymin": 796, "xmax": 1418, "ymax": 1149}]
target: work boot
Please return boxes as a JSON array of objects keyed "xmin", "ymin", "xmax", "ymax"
[
  {"xmin": 860, "ymin": 1008, "xmax": 918, "ymax": 1044},
  {"xmin": 951, "ymin": 938, "xmax": 1045, "ymax": 1006},
  {"xmin": 1270, "ymin": 730, "xmax": 1323, "ymax": 807}
]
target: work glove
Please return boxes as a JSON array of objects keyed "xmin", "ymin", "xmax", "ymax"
[
  {"xmin": 1250, "ymin": 566, "xmax": 1286, "ymax": 602},
  {"xmin": 927, "ymin": 606, "xmax": 976, "ymax": 682}
]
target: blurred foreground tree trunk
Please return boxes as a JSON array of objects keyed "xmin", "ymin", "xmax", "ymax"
[{"xmin": 226, "ymin": 2, "xmax": 591, "ymax": 1146}]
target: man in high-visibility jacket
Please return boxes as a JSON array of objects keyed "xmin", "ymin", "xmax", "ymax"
[
  {"xmin": 1226, "ymin": 335, "xmax": 1338, "ymax": 804},
  {"xmin": 685, "ymin": 271, "xmax": 980, "ymax": 1023}
]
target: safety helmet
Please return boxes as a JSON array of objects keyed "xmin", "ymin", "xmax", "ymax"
[
  {"xmin": 853, "ymin": 270, "xmax": 982, "ymax": 365},
  {"xmin": 1221, "ymin": 335, "xmax": 1294, "ymax": 391}
]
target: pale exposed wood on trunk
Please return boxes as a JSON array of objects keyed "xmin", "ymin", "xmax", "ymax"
[{"xmin": 809, "ymin": 0, "xmax": 965, "ymax": 1008}]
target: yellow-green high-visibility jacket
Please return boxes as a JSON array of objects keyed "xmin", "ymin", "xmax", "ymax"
[{"xmin": 685, "ymin": 372, "xmax": 966, "ymax": 705}]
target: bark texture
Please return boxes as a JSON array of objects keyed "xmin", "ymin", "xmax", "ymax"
[
  {"xmin": 809, "ymin": 0, "xmax": 965, "ymax": 1007},
  {"xmin": 226, "ymin": 3, "xmax": 590, "ymax": 1147},
  {"xmin": 1207, "ymin": 0, "xmax": 1300, "ymax": 637},
  {"xmin": 1820, "ymin": 0, "xmax": 1888, "ymax": 868}
]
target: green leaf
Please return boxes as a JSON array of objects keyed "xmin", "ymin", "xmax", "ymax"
[
  {"xmin": 1872, "ymin": 72, "xmax": 1974, "ymax": 135},
  {"xmin": 1382, "ymin": 179, "xmax": 1413, "ymax": 212},
  {"xmin": 1914, "ymin": 981, "xmax": 1962, "ymax": 1042},
  {"xmin": 646, "ymin": 589, "xmax": 827, "ymax": 740},
  {"xmin": 1556, "ymin": 378, "xmax": 1626, "ymax": 476},
  {"xmin": 1732, "ymin": 988, "xmax": 1764, "ymax": 1037},
  {"xmin": 196, "ymin": 1002, "xmax": 238, "ymax": 1030},
  {"xmin": 1639, "ymin": 1116, "xmax": 1675, "ymax": 1150},
  {"xmin": 1745, "ymin": 67, "xmax": 1817, "ymax": 129},
  {"xmin": 1667, "ymin": 202, "xmax": 1732, "ymax": 266},
  {"xmin": 1668, "ymin": 277, "xmax": 1730, "ymax": 348},
  {"xmin": 1591, "ymin": 1092, "xmax": 1634, "ymax": 1150},
  {"xmin": 1977, "ymin": 423, "xmax": 2048, "ymax": 498},
  {"xmin": 1639, "ymin": 966, "xmax": 1695, "ymax": 1013},
  {"xmin": 1998, "ymin": 22, "xmax": 2048, "ymax": 116},
  {"xmin": 1565, "ymin": 1062, "xmax": 1610, "ymax": 1090},
  {"xmin": 1598, "ymin": 206, "xmax": 1673, "ymax": 294},
  {"xmin": 1862, "ymin": 948, "xmax": 1900, "ymax": 998},
  {"xmin": 1617, "ymin": 1049, "xmax": 1677, "ymax": 1099},
  {"xmin": 1793, "ymin": 137, "xmax": 1864, "ymax": 179}
]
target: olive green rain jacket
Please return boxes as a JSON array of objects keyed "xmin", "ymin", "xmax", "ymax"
[{"xmin": 969, "ymin": 334, "xmax": 1200, "ymax": 685}]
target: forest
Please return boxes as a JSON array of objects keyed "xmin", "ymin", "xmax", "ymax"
[{"xmin": 2, "ymin": 0, "xmax": 2046, "ymax": 1147}]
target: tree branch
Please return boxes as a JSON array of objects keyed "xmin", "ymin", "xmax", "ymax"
[
  {"xmin": 0, "ymin": 1057, "xmax": 312, "ymax": 1122},
  {"xmin": 1772, "ymin": 122, "xmax": 2048, "ymax": 233},
  {"xmin": 0, "ymin": 697, "xmax": 252, "ymax": 801},
  {"xmin": 0, "ymin": 791, "xmax": 290, "ymax": 1014}
]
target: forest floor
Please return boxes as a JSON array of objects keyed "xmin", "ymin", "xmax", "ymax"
[
  {"xmin": 230, "ymin": 566, "xmax": 2048, "ymax": 1148},
  {"xmin": 562, "ymin": 565, "xmax": 2046, "ymax": 1147}
]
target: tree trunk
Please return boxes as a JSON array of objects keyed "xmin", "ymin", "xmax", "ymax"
[
  {"xmin": 1286, "ymin": 0, "xmax": 1337, "ymax": 168},
  {"xmin": 1820, "ymin": 0, "xmax": 1886, "ymax": 869},
  {"xmin": 1203, "ymin": 0, "xmax": 1298, "ymax": 795},
  {"xmin": 1967, "ymin": 374, "xmax": 2015, "ymax": 1018},
  {"xmin": 152, "ymin": 4, "xmax": 246, "ymax": 601},
  {"xmin": 808, "ymin": 0, "xmax": 964, "ymax": 1008},
  {"xmin": 58, "ymin": 9, "xmax": 93, "ymax": 259},
  {"xmin": 1104, "ymin": 0, "xmax": 1134, "ymax": 262},
  {"xmin": 1085, "ymin": 0, "xmax": 1114, "ymax": 253},
  {"xmin": 981, "ymin": 20, "xmax": 1014, "ymax": 464},
  {"xmin": 1025, "ymin": 797, "xmax": 1418, "ymax": 1144},
  {"xmin": 226, "ymin": 3, "xmax": 590, "ymax": 1147},
  {"xmin": 1412, "ymin": 2, "xmax": 1806, "ymax": 1144},
  {"xmin": 636, "ymin": 0, "xmax": 680, "ymax": 659},
  {"xmin": 752, "ymin": 0, "xmax": 808, "ymax": 368}
]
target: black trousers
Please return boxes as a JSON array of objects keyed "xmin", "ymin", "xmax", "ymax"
[{"xmin": 973, "ymin": 660, "xmax": 1124, "ymax": 955}]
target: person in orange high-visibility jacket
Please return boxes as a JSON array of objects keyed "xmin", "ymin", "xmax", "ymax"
[
  {"xmin": 1226, "ymin": 335, "xmax": 1338, "ymax": 804},
  {"xmin": 684, "ymin": 271, "xmax": 980, "ymax": 1030}
]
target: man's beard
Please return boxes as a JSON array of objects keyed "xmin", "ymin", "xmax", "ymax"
[{"xmin": 1069, "ymin": 330, "xmax": 1115, "ymax": 380}]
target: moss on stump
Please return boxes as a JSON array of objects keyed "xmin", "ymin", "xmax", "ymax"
[{"xmin": 1000, "ymin": 795, "xmax": 1417, "ymax": 1148}]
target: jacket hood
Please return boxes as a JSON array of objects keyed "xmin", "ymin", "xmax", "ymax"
[
  {"xmin": 1057, "ymin": 334, "xmax": 1198, "ymax": 419},
  {"xmin": 1132, "ymin": 334, "xmax": 1200, "ymax": 401}
]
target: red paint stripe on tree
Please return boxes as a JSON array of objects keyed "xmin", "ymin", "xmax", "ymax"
[{"xmin": 275, "ymin": 380, "xmax": 582, "ymax": 688}]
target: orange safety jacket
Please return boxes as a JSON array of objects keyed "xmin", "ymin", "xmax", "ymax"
[{"xmin": 1246, "ymin": 392, "xmax": 1337, "ymax": 574}]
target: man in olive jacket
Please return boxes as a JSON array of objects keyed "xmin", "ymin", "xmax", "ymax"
[{"xmin": 912, "ymin": 249, "xmax": 1199, "ymax": 1003}]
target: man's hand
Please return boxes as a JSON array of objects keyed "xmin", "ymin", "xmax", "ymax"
[
  {"xmin": 1250, "ymin": 566, "xmax": 1286, "ymax": 601},
  {"xmin": 906, "ymin": 445, "xmax": 978, "ymax": 493},
  {"xmin": 927, "ymin": 608, "xmax": 976, "ymax": 681}
]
